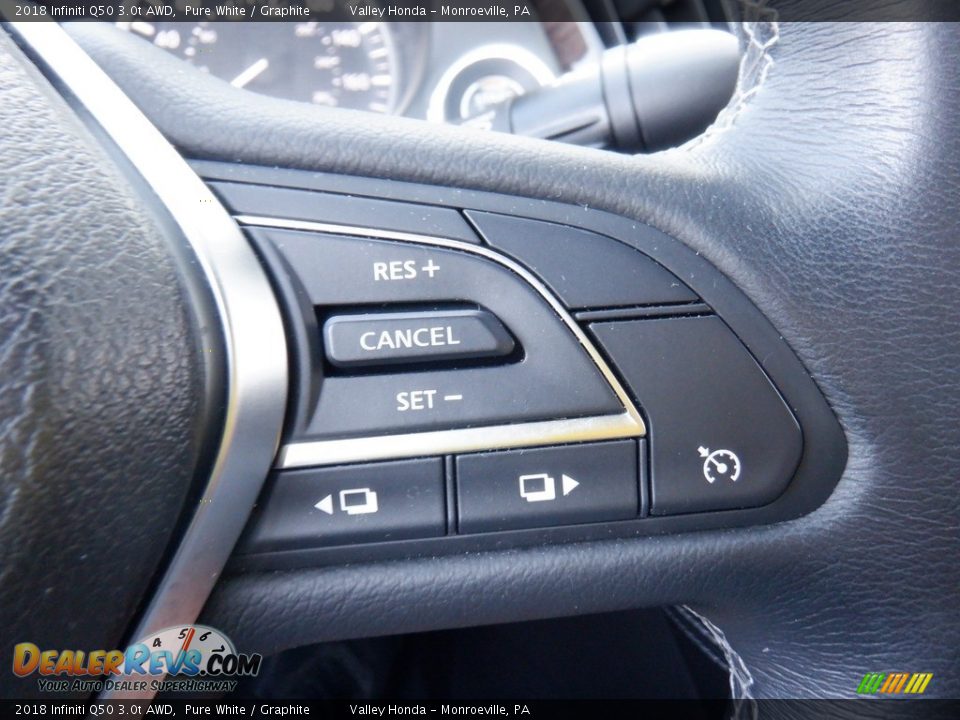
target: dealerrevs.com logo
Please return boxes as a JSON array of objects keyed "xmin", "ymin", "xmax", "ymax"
[{"xmin": 12, "ymin": 625, "xmax": 261, "ymax": 694}]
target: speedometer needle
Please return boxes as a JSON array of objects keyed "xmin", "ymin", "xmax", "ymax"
[{"xmin": 230, "ymin": 58, "xmax": 270, "ymax": 89}]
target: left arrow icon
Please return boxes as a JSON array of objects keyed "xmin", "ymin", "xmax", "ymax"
[{"xmin": 314, "ymin": 495, "xmax": 334, "ymax": 514}]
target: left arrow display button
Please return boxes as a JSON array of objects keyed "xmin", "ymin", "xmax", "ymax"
[
  {"xmin": 323, "ymin": 309, "xmax": 515, "ymax": 369},
  {"xmin": 241, "ymin": 458, "xmax": 446, "ymax": 552}
]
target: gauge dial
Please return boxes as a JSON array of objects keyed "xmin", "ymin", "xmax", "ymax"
[
  {"xmin": 135, "ymin": 625, "xmax": 235, "ymax": 674},
  {"xmin": 427, "ymin": 44, "xmax": 556, "ymax": 125},
  {"xmin": 117, "ymin": 21, "xmax": 398, "ymax": 112},
  {"xmin": 702, "ymin": 449, "xmax": 741, "ymax": 484}
]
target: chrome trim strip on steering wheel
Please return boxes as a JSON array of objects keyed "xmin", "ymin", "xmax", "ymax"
[{"xmin": 8, "ymin": 22, "xmax": 289, "ymax": 701}]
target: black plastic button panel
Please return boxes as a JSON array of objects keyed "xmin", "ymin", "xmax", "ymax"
[
  {"xmin": 252, "ymin": 228, "xmax": 627, "ymax": 439},
  {"xmin": 457, "ymin": 440, "xmax": 642, "ymax": 533},
  {"xmin": 241, "ymin": 441, "xmax": 646, "ymax": 553},
  {"xmin": 212, "ymin": 181, "xmax": 482, "ymax": 245},
  {"xmin": 244, "ymin": 458, "xmax": 447, "ymax": 551},
  {"xmin": 465, "ymin": 211, "xmax": 698, "ymax": 309},
  {"xmin": 590, "ymin": 316, "xmax": 803, "ymax": 515},
  {"xmin": 196, "ymin": 162, "xmax": 846, "ymax": 567}
]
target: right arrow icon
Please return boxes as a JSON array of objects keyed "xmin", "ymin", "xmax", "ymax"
[{"xmin": 561, "ymin": 474, "xmax": 579, "ymax": 496}]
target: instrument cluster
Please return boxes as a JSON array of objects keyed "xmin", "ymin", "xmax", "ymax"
[{"xmin": 118, "ymin": 19, "xmax": 602, "ymax": 123}]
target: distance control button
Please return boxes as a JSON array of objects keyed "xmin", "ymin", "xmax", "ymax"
[
  {"xmin": 456, "ymin": 441, "xmax": 641, "ymax": 533},
  {"xmin": 465, "ymin": 211, "xmax": 698, "ymax": 309},
  {"xmin": 323, "ymin": 309, "xmax": 515, "ymax": 369},
  {"xmin": 590, "ymin": 316, "xmax": 803, "ymax": 515},
  {"xmin": 242, "ymin": 458, "xmax": 446, "ymax": 551}
]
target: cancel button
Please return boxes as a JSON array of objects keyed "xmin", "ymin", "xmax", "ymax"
[{"xmin": 323, "ymin": 309, "xmax": 515, "ymax": 369}]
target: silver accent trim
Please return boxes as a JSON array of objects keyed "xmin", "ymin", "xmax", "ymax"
[
  {"xmin": 281, "ymin": 413, "xmax": 642, "ymax": 468},
  {"xmin": 9, "ymin": 24, "xmax": 288, "ymax": 700},
  {"xmin": 235, "ymin": 214, "xmax": 645, "ymax": 468}
]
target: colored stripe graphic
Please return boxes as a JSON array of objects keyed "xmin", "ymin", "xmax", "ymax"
[
  {"xmin": 893, "ymin": 673, "xmax": 909, "ymax": 693},
  {"xmin": 905, "ymin": 673, "xmax": 933, "ymax": 694},
  {"xmin": 857, "ymin": 673, "xmax": 886, "ymax": 694},
  {"xmin": 858, "ymin": 672, "xmax": 932, "ymax": 695},
  {"xmin": 879, "ymin": 673, "xmax": 899, "ymax": 693}
]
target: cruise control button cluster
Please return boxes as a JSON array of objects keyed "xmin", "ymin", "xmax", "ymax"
[
  {"xmin": 323, "ymin": 309, "xmax": 515, "ymax": 369},
  {"xmin": 201, "ymin": 165, "xmax": 839, "ymax": 565},
  {"xmin": 251, "ymin": 228, "xmax": 625, "ymax": 438}
]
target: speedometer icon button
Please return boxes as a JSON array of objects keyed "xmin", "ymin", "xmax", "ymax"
[{"xmin": 698, "ymin": 447, "xmax": 741, "ymax": 484}]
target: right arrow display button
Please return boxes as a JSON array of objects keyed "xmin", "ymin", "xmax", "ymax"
[{"xmin": 456, "ymin": 440, "xmax": 641, "ymax": 533}]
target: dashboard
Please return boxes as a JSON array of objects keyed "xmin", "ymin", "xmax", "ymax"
[{"xmin": 115, "ymin": 19, "xmax": 603, "ymax": 122}]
